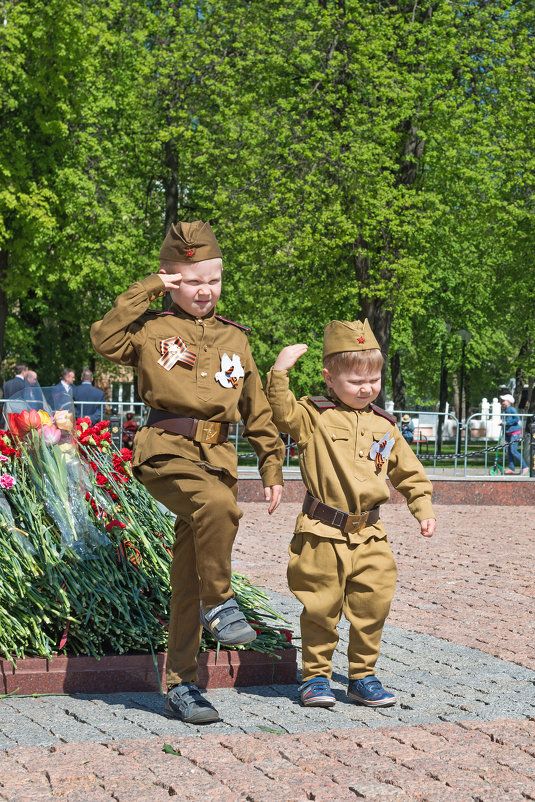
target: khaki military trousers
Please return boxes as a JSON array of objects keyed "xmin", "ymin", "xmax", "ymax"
[
  {"xmin": 287, "ymin": 532, "xmax": 397, "ymax": 682},
  {"xmin": 134, "ymin": 456, "xmax": 242, "ymax": 688}
]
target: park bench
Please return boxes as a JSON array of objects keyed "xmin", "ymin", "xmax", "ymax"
[{"xmin": 412, "ymin": 429, "xmax": 429, "ymax": 455}]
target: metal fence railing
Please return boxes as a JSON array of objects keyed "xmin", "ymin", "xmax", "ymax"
[{"xmin": 0, "ymin": 398, "xmax": 531, "ymax": 478}]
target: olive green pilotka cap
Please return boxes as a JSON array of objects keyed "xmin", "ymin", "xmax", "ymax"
[
  {"xmin": 323, "ymin": 319, "xmax": 381, "ymax": 361},
  {"xmin": 159, "ymin": 221, "xmax": 222, "ymax": 263}
]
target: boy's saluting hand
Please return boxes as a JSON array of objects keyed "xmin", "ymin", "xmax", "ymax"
[
  {"xmin": 157, "ymin": 269, "xmax": 183, "ymax": 291},
  {"xmin": 273, "ymin": 344, "xmax": 308, "ymax": 371}
]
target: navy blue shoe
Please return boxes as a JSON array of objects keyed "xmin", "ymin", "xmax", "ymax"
[
  {"xmin": 347, "ymin": 676, "xmax": 396, "ymax": 707},
  {"xmin": 299, "ymin": 677, "xmax": 336, "ymax": 707}
]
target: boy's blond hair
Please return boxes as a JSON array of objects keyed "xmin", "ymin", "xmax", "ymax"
[
  {"xmin": 323, "ymin": 348, "xmax": 384, "ymax": 377},
  {"xmin": 159, "ymin": 257, "xmax": 223, "ymax": 273}
]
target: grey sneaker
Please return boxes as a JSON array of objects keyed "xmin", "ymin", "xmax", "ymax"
[
  {"xmin": 163, "ymin": 683, "xmax": 220, "ymax": 723},
  {"xmin": 200, "ymin": 598, "xmax": 257, "ymax": 646}
]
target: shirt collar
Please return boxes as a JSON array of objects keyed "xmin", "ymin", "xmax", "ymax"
[{"xmin": 168, "ymin": 303, "xmax": 217, "ymax": 324}]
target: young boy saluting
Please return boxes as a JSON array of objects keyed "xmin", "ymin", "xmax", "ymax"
[
  {"xmin": 266, "ymin": 319, "xmax": 435, "ymax": 708},
  {"xmin": 91, "ymin": 221, "xmax": 284, "ymax": 723}
]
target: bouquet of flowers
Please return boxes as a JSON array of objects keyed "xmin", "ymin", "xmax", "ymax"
[{"xmin": 0, "ymin": 397, "xmax": 292, "ymax": 667}]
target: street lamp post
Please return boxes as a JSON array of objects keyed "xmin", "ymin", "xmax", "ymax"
[{"xmin": 456, "ymin": 329, "xmax": 472, "ymax": 453}]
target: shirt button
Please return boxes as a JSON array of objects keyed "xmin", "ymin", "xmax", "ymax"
[
  {"xmin": 331, "ymin": 433, "xmax": 337, "ymax": 441},
  {"xmin": 203, "ymin": 345, "xmax": 208, "ymax": 351},
  {"xmin": 361, "ymin": 430, "xmax": 365, "ymax": 436},
  {"xmin": 200, "ymin": 371, "xmax": 207, "ymax": 377},
  {"xmin": 359, "ymin": 450, "xmax": 364, "ymax": 457}
]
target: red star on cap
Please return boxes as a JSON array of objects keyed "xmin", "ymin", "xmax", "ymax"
[
  {"xmin": 186, "ymin": 249, "xmax": 195, "ymax": 257},
  {"xmin": 357, "ymin": 336, "xmax": 365, "ymax": 343}
]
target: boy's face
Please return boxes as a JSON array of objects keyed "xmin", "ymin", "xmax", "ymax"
[
  {"xmin": 160, "ymin": 258, "xmax": 222, "ymax": 318},
  {"xmin": 322, "ymin": 366, "xmax": 382, "ymax": 410}
]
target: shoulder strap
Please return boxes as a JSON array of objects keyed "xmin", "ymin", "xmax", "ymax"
[
  {"xmin": 215, "ymin": 314, "xmax": 251, "ymax": 333},
  {"xmin": 308, "ymin": 395, "xmax": 338, "ymax": 410},
  {"xmin": 370, "ymin": 403, "xmax": 397, "ymax": 424}
]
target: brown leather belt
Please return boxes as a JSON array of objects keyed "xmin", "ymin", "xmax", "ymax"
[
  {"xmin": 303, "ymin": 491, "xmax": 380, "ymax": 535},
  {"xmin": 147, "ymin": 408, "xmax": 229, "ymax": 444}
]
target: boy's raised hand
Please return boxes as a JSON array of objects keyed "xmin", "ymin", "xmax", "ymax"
[
  {"xmin": 157, "ymin": 268, "xmax": 183, "ymax": 292},
  {"xmin": 420, "ymin": 519, "xmax": 436, "ymax": 538},
  {"xmin": 273, "ymin": 344, "xmax": 308, "ymax": 371}
]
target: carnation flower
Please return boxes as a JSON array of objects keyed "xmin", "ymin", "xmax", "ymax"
[
  {"xmin": 105, "ymin": 519, "xmax": 127, "ymax": 532},
  {"xmin": 0, "ymin": 473, "xmax": 16, "ymax": 489}
]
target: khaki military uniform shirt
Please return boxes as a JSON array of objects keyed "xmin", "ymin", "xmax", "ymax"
[
  {"xmin": 266, "ymin": 369, "xmax": 434, "ymax": 542},
  {"xmin": 91, "ymin": 274, "xmax": 284, "ymax": 487}
]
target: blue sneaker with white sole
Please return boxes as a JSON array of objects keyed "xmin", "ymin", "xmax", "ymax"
[
  {"xmin": 299, "ymin": 677, "xmax": 336, "ymax": 707},
  {"xmin": 347, "ymin": 676, "xmax": 396, "ymax": 707}
]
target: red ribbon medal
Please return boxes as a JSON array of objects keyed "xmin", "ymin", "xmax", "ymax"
[{"xmin": 158, "ymin": 336, "xmax": 197, "ymax": 371}]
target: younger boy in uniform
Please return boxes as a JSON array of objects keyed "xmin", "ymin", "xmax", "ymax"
[
  {"xmin": 91, "ymin": 221, "xmax": 284, "ymax": 723},
  {"xmin": 266, "ymin": 319, "xmax": 435, "ymax": 707}
]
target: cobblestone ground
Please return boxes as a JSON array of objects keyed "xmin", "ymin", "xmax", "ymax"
[
  {"xmin": 234, "ymin": 503, "xmax": 535, "ymax": 670},
  {"xmin": 1, "ymin": 503, "xmax": 534, "ymax": 800}
]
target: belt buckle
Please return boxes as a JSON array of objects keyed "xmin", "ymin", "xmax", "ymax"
[
  {"xmin": 195, "ymin": 420, "xmax": 221, "ymax": 444},
  {"xmin": 344, "ymin": 511, "xmax": 368, "ymax": 534}
]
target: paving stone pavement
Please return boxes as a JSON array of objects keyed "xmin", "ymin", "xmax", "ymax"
[{"xmin": 1, "ymin": 504, "xmax": 534, "ymax": 800}]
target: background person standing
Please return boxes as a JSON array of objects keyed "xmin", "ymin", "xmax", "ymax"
[
  {"xmin": 499, "ymin": 393, "xmax": 528, "ymax": 475},
  {"xmin": 73, "ymin": 367, "xmax": 105, "ymax": 425},
  {"xmin": 2, "ymin": 364, "xmax": 28, "ymax": 399},
  {"xmin": 23, "ymin": 370, "xmax": 43, "ymax": 408},
  {"xmin": 52, "ymin": 367, "xmax": 76, "ymax": 410}
]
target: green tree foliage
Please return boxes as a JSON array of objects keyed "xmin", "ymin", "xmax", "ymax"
[{"xmin": 1, "ymin": 0, "xmax": 533, "ymax": 411}]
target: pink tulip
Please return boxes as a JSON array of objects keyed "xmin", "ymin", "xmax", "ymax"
[
  {"xmin": 42, "ymin": 424, "xmax": 61, "ymax": 445},
  {"xmin": 28, "ymin": 409, "xmax": 42, "ymax": 429}
]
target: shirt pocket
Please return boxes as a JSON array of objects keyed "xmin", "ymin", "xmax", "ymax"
[{"xmin": 323, "ymin": 424, "xmax": 353, "ymax": 472}]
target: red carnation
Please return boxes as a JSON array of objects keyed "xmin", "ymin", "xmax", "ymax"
[
  {"xmin": 280, "ymin": 629, "xmax": 293, "ymax": 644},
  {"xmin": 105, "ymin": 519, "xmax": 127, "ymax": 532}
]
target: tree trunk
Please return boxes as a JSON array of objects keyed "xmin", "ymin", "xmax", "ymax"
[
  {"xmin": 464, "ymin": 371, "xmax": 471, "ymax": 422},
  {"xmin": 526, "ymin": 376, "xmax": 534, "ymax": 414},
  {"xmin": 355, "ymin": 288, "xmax": 393, "ymax": 408},
  {"xmin": 514, "ymin": 360, "xmax": 525, "ymax": 409},
  {"xmin": 164, "ymin": 140, "xmax": 178, "ymax": 235},
  {"xmin": 452, "ymin": 371, "xmax": 460, "ymax": 423},
  {"xmin": 436, "ymin": 349, "xmax": 448, "ymax": 455},
  {"xmin": 162, "ymin": 141, "xmax": 179, "ymax": 312},
  {"xmin": 390, "ymin": 350, "xmax": 406, "ymax": 410},
  {"xmin": 0, "ymin": 250, "xmax": 8, "ymax": 386}
]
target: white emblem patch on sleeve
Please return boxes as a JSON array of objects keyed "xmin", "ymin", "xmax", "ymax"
[{"xmin": 215, "ymin": 353, "xmax": 244, "ymax": 388}]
